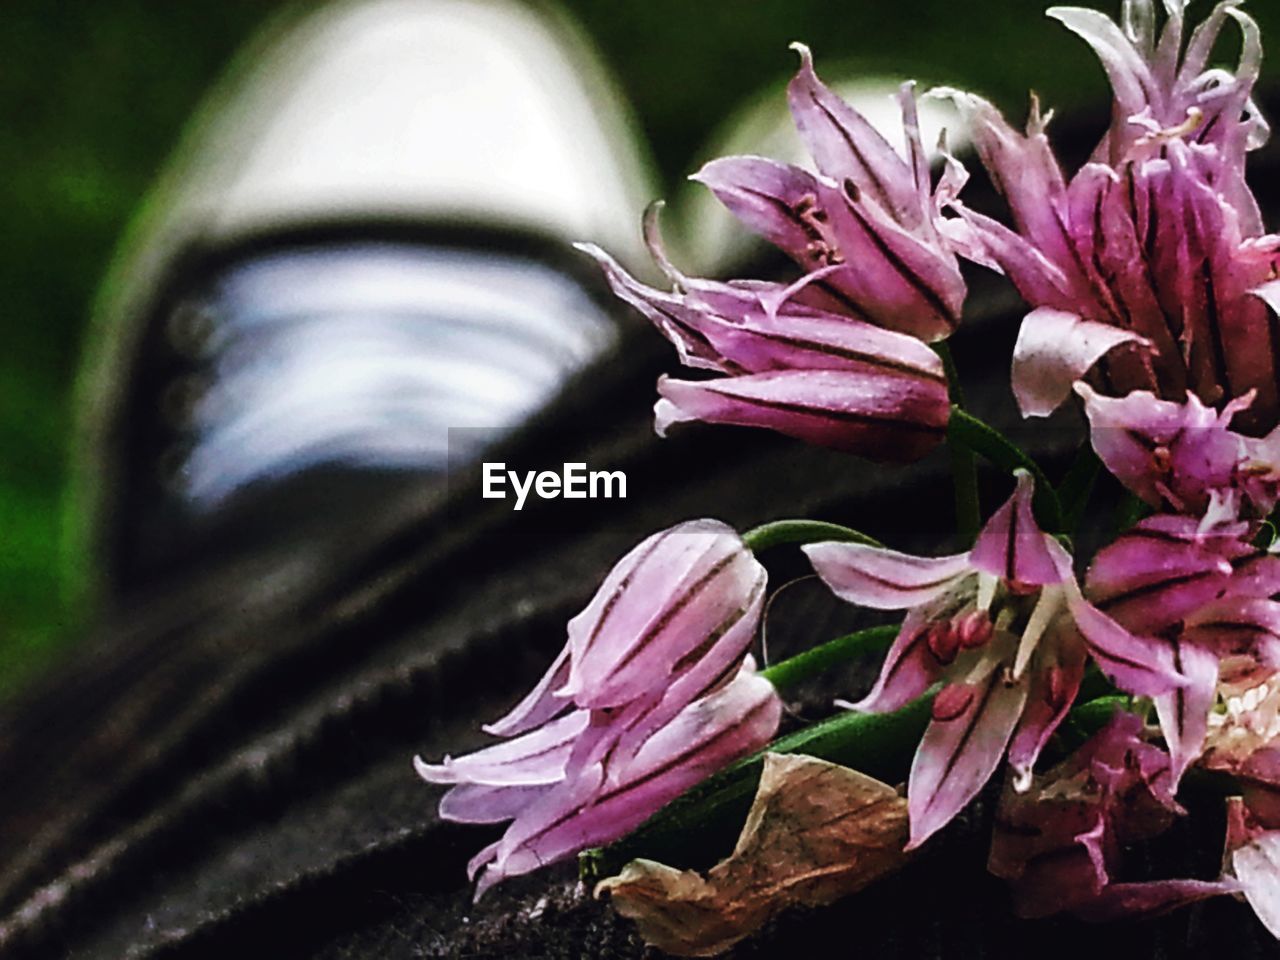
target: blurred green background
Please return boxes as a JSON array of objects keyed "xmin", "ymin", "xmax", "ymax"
[{"xmin": 1, "ymin": 0, "xmax": 1275, "ymax": 697}]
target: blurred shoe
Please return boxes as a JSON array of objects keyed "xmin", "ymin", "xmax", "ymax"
[{"xmin": 71, "ymin": 0, "xmax": 657, "ymax": 600}]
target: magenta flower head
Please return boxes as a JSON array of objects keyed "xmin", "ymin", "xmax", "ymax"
[
  {"xmin": 942, "ymin": 1, "xmax": 1280, "ymax": 435},
  {"xmin": 578, "ymin": 45, "xmax": 964, "ymax": 460},
  {"xmin": 803, "ymin": 471, "xmax": 1185, "ymax": 847},
  {"xmin": 414, "ymin": 519, "xmax": 780, "ymax": 895},
  {"xmin": 1086, "ymin": 514, "xmax": 1280, "ymax": 783}
]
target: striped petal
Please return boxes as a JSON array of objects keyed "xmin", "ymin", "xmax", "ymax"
[
  {"xmin": 786, "ymin": 43, "xmax": 923, "ymax": 228},
  {"xmin": 843, "ymin": 584, "xmax": 977, "ymax": 713},
  {"xmin": 970, "ymin": 471, "xmax": 1067, "ymax": 587},
  {"xmin": 560, "ymin": 519, "xmax": 766, "ymax": 710},
  {"xmin": 1008, "ymin": 628, "xmax": 1088, "ymax": 789},
  {"xmin": 803, "ymin": 541, "xmax": 971, "ymax": 610},
  {"xmin": 417, "ymin": 709, "xmax": 588, "ymax": 787},
  {"xmin": 655, "ymin": 369, "xmax": 950, "ymax": 461},
  {"xmin": 692, "ymin": 157, "xmax": 962, "ymax": 340},
  {"xmin": 907, "ymin": 652, "xmax": 1029, "ymax": 848},
  {"xmin": 1011, "ymin": 308, "xmax": 1149, "ymax": 417},
  {"xmin": 473, "ymin": 669, "xmax": 782, "ymax": 896},
  {"xmin": 1152, "ymin": 638, "xmax": 1219, "ymax": 785},
  {"xmin": 1068, "ymin": 590, "xmax": 1185, "ymax": 696}
]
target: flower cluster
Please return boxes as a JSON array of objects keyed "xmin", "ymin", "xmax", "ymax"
[
  {"xmin": 576, "ymin": 44, "xmax": 962, "ymax": 462},
  {"xmin": 414, "ymin": 0, "xmax": 1280, "ymax": 945}
]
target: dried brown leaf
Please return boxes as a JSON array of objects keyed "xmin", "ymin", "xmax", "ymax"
[{"xmin": 595, "ymin": 752, "xmax": 911, "ymax": 956}]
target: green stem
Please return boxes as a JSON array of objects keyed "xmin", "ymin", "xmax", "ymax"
[
  {"xmin": 1056, "ymin": 444, "xmax": 1101, "ymax": 534},
  {"xmin": 934, "ymin": 343, "xmax": 980, "ymax": 542},
  {"xmin": 1110, "ymin": 491, "xmax": 1153, "ymax": 538},
  {"xmin": 946, "ymin": 406, "xmax": 1063, "ymax": 531},
  {"xmin": 760, "ymin": 624, "xmax": 897, "ymax": 695},
  {"xmin": 741, "ymin": 519, "xmax": 882, "ymax": 553}
]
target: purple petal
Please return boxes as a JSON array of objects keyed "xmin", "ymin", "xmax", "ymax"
[
  {"xmin": 438, "ymin": 782, "xmax": 557, "ymax": 825},
  {"xmin": 1152, "ymin": 639, "xmax": 1219, "ymax": 786},
  {"xmin": 1078, "ymin": 385, "xmax": 1246, "ymax": 513},
  {"xmin": 1085, "ymin": 517, "xmax": 1243, "ymax": 634},
  {"xmin": 970, "ymin": 471, "xmax": 1066, "ymax": 587},
  {"xmin": 691, "ymin": 156, "xmax": 831, "ymax": 264},
  {"xmin": 1047, "ymin": 6, "xmax": 1157, "ymax": 159},
  {"xmin": 575, "ymin": 241, "xmax": 732, "ymax": 373},
  {"xmin": 907, "ymin": 657, "xmax": 1029, "ymax": 848},
  {"xmin": 692, "ymin": 157, "xmax": 963, "ymax": 340},
  {"xmin": 1012, "ymin": 308, "xmax": 1150, "ymax": 417},
  {"xmin": 691, "ymin": 305, "xmax": 949, "ymax": 380},
  {"xmin": 1068, "ymin": 592, "xmax": 1185, "ymax": 696},
  {"xmin": 946, "ymin": 204, "xmax": 1077, "ymax": 308},
  {"xmin": 602, "ymin": 583, "xmax": 767, "ymax": 774},
  {"xmin": 475, "ymin": 670, "xmax": 782, "ymax": 895},
  {"xmin": 938, "ymin": 88, "xmax": 1075, "ymax": 269},
  {"xmin": 561, "ymin": 519, "xmax": 765, "ymax": 710},
  {"xmin": 473, "ymin": 761, "xmax": 607, "ymax": 898},
  {"xmin": 843, "ymin": 585, "xmax": 975, "ymax": 713},
  {"xmin": 655, "ymin": 369, "xmax": 950, "ymax": 461},
  {"xmin": 417, "ymin": 709, "xmax": 587, "ymax": 786},
  {"xmin": 482, "ymin": 645, "xmax": 572, "ymax": 738},
  {"xmin": 1184, "ymin": 597, "xmax": 1280, "ymax": 687},
  {"xmin": 803, "ymin": 541, "xmax": 971, "ymax": 610},
  {"xmin": 1008, "ymin": 630, "xmax": 1087, "ymax": 789},
  {"xmin": 786, "ymin": 43, "xmax": 922, "ymax": 227}
]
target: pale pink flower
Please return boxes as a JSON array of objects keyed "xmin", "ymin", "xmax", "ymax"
[
  {"xmin": 805, "ymin": 471, "xmax": 1183, "ymax": 846},
  {"xmin": 415, "ymin": 519, "xmax": 780, "ymax": 894}
]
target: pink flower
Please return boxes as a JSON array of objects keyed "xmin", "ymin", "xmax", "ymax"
[
  {"xmin": 1086, "ymin": 514, "xmax": 1280, "ymax": 783},
  {"xmin": 804, "ymin": 471, "xmax": 1184, "ymax": 846},
  {"xmin": 580, "ymin": 45, "xmax": 963, "ymax": 459},
  {"xmin": 1077, "ymin": 383, "xmax": 1280, "ymax": 519},
  {"xmin": 989, "ymin": 711, "xmax": 1239, "ymax": 921},
  {"xmin": 414, "ymin": 519, "xmax": 780, "ymax": 895},
  {"xmin": 417, "ymin": 663, "xmax": 780, "ymax": 898},
  {"xmin": 942, "ymin": 2, "xmax": 1280, "ymax": 435}
]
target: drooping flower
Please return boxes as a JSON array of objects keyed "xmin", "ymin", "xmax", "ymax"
[
  {"xmin": 1086, "ymin": 514, "xmax": 1280, "ymax": 783},
  {"xmin": 1076, "ymin": 383, "xmax": 1280, "ymax": 519},
  {"xmin": 417, "ymin": 661, "xmax": 781, "ymax": 897},
  {"xmin": 989, "ymin": 711, "xmax": 1240, "ymax": 920},
  {"xmin": 804, "ymin": 471, "xmax": 1184, "ymax": 846},
  {"xmin": 942, "ymin": 0, "xmax": 1280, "ymax": 435},
  {"xmin": 579, "ymin": 46, "xmax": 964, "ymax": 460},
  {"xmin": 582, "ymin": 219, "xmax": 950, "ymax": 461},
  {"xmin": 414, "ymin": 519, "xmax": 779, "ymax": 894}
]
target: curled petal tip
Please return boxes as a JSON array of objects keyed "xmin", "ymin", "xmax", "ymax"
[
  {"xmin": 413, "ymin": 754, "xmax": 446, "ymax": 783},
  {"xmin": 788, "ymin": 40, "xmax": 814, "ymax": 65}
]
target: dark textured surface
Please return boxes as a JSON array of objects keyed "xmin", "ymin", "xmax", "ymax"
[
  {"xmin": 1, "ymin": 291, "xmax": 1275, "ymax": 958},
  {"xmin": 6, "ymin": 115, "xmax": 1280, "ymax": 959}
]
